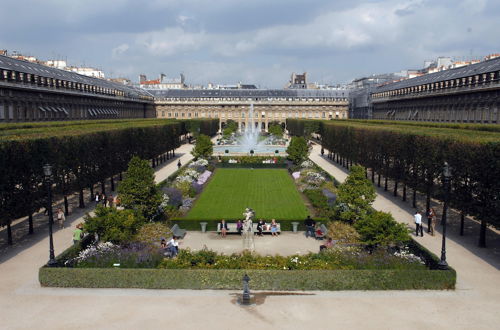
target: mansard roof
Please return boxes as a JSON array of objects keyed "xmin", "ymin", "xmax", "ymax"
[
  {"xmin": 0, "ymin": 54, "xmax": 151, "ymax": 99},
  {"xmin": 148, "ymin": 88, "xmax": 348, "ymax": 99},
  {"xmin": 375, "ymin": 56, "xmax": 500, "ymax": 93}
]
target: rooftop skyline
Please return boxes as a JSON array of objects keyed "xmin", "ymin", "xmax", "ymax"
[{"xmin": 1, "ymin": 0, "xmax": 499, "ymax": 88}]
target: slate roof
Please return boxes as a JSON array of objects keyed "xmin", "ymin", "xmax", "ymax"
[
  {"xmin": 375, "ymin": 56, "xmax": 500, "ymax": 93},
  {"xmin": 0, "ymin": 54, "xmax": 151, "ymax": 99},
  {"xmin": 148, "ymin": 88, "xmax": 348, "ymax": 99}
]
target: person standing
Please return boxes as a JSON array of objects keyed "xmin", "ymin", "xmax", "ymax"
[
  {"xmin": 102, "ymin": 193, "xmax": 107, "ymax": 207},
  {"xmin": 304, "ymin": 216, "xmax": 316, "ymax": 238},
  {"xmin": 414, "ymin": 211, "xmax": 423, "ymax": 237},
  {"xmin": 177, "ymin": 160, "xmax": 182, "ymax": 170},
  {"xmin": 426, "ymin": 208, "xmax": 433, "ymax": 233},
  {"xmin": 95, "ymin": 192, "xmax": 100, "ymax": 205},
  {"xmin": 56, "ymin": 208, "xmax": 66, "ymax": 229},
  {"xmin": 73, "ymin": 224, "xmax": 83, "ymax": 245},
  {"xmin": 429, "ymin": 208, "xmax": 437, "ymax": 236}
]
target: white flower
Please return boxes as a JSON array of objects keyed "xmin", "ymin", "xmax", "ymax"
[{"xmin": 300, "ymin": 160, "xmax": 314, "ymax": 168}]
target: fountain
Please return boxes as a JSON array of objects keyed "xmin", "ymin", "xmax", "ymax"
[{"xmin": 214, "ymin": 103, "xmax": 287, "ymax": 155}]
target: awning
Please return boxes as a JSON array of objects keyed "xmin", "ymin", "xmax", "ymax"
[
  {"xmin": 38, "ymin": 106, "xmax": 46, "ymax": 112},
  {"xmin": 88, "ymin": 109, "xmax": 95, "ymax": 116},
  {"xmin": 61, "ymin": 107, "xmax": 69, "ymax": 115},
  {"xmin": 50, "ymin": 107, "xmax": 59, "ymax": 112}
]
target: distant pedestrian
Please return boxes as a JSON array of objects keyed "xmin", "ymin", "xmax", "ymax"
[
  {"xmin": 429, "ymin": 208, "xmax": 437, "ymax": 236},
  {"xmin": 73, "ymin": 224, "xmax": 83, "ymax": 245},
  {"xmin": 177, "ymin": 160, "xmax": 182, "ymax": 170},
  {"xmin": 414, "ymin": 211, "xmax": 424, "ymax": 237},
  {"xmin": 426, "ymin": 208, "xmax": 434, "ymax": 233},
  {"xmin": 107, "ymin": 195, "xmax": 114, "ymax": 208},
  {"xmin": 56, "ymin": 208, "xmax": 65, "ymax": 229},
  {"xmin": 95, "ymin": 192, "xmax": 100, "ymax": 204},
  {"xmin": 101, "ymin": 193, "xmax": 107, "ymax": 207},
  {"xmin": 304, "ymin": 216, "xmax": 316, "ymax": 238}
]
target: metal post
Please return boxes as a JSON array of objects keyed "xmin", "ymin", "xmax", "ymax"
[
  {"xmin": 438, "ymin": 162, "xmax": 451, "ymax": 270},
  {"xmin": 44, "ymin": 164, "xmax": 57, "ymax": 267},
  {"xmin": 242, "ymin": 274, "xmax": 251, "ymax": 305}
]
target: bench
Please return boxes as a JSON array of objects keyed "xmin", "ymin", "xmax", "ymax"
[
  {"xmin": 171, "ymin": 224, "xmax": 187, "ymax": 239},
  {"xmin": 216, "ymin": 222, "xmax": 281, "ymax": 234},
  {"xmin": 315, "ymin": 224, "xmax": 328, "ymax": 240}
]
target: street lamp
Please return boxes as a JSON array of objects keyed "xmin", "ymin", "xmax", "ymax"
[
  {"xmin": 241, "ymin": 274, "xmax": 251, "ymax": 305},
  {"xmin": 438, "ymin": 162, "xmax": 452, "ymax": 270},
  {"xmin": 43, "ymin": 164, "xmax": 57, "ymax": 267}
]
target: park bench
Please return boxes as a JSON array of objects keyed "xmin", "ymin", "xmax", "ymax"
[
  {"xmin": 171, "ymin": 224, "xmax": 187, "ymax": 238},
  {"xmin": 315, "ymin": 224, "xmax": 328, "ymax": 240},
  {"xmin": 216, "ymin": 222, "xmax": 281, "ymax": 235}
]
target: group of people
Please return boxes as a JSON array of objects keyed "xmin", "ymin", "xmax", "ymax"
[
  {"xmin": 414, "ymin": 208, "xmax": 437, "ymax": 237},
  {"xmin": 218, "ymin": 219, "xmax": 279, "ymax": 237},
  {"xmin": 161, "ymin": 236, "xmax": 180, "ymax": 257},
  {"xmin": 304, "ymin": 216, "xmax": 326, "ymax": 239},
  {"xmin": 94, "ymin": 192, "xmax": 119, "ymax": 208}
]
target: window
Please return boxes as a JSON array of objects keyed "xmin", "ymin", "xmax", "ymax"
[
  {"xmin": 174, "ymin": 112, "xmax": 178, "ymax": 117},
  {"xmin": 168, "ymin": 113, "xmax": 172, "ymax": 117},
  {"xmin": 162, "ymin": 111, "xmax": 165, "ymax": 117}
]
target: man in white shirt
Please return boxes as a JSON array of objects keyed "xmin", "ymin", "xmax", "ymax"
[
  {"xmin": 414, "ymin": 211, "xmax": 423, "ymax": 237},
  {"xmin": 167, "ymin": 236, "xmax": 179, "ymax": 257}
]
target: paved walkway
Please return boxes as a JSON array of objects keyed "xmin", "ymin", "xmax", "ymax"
[{"xmin": 0, "ymin": 143, "xmax": 499, "ymax": 329}]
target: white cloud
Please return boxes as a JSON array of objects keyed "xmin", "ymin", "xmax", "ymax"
[
  {"xmin": 138, "ymin": 27, "xmax": 206, "ymax": 56},
  {"xmin": 112, "ymin": 43, "xmax": 129, "ymax": 58}
]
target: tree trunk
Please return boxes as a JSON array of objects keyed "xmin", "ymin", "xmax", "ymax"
[
  {"xmin": 377, "ymin": 173, "xmax": 381, "ymax": 187},
  {"xmin": 119, "ymin": 172, "xmax": 123, "ymax": 181},
  {"xmin": 28, "ymin": 213, "xmax": 34, "ymax": 235},
  {"xmin": 110, "ymin": 176, "xmax": 115, "ymax": 192},
  {"xmin": 460, "ymin": 211, "xmax": 465, "ymax": 236},
  {"xmin": 393, "ymin": 180, "xmax": 398, "ymax": 196},
  {"xmin": 89, "ymin": 185, "xmax": 94, "ymax": 202},
  {"xmin": 79, "ymin": 189, "xmax": 85, "ymax": 208},
  {"xmin": 426, "ymin": 191, "xmax": 431, "ymax": 215},
  {"xmin": 365, "ymin": 168, "xmax": 368, "ymax": 179},
  {"xmin": 479, "ymin": 219, "xmax": 487, "ymax": 247},
  {"xmin": 101, "ymin": 181, "xmax": 106, "ymax": 195},
  {"xmin": 64, "ymin": 195, "xmax": 69, "ymax": 215},
  {"xmin": 371, "ymin": 168, "xmax": 375, "ymax": 183},
  {"xmin": 172, "ymin": 150, "xmax": 175, "ymax": 157},
  {"xmin": 402, "ymin": 184, "xmax": 407, "ymax": 202},
  {"xmin": 384, "ymin": 176, "xmax": 388, "ymax": 191},
  {"xmin": 7, "ymin": 222, "xmax": 12, "ymax": 245},
  {"xmin": 412, "ymin": 189, "xmax": 417, "ymax": 208}
]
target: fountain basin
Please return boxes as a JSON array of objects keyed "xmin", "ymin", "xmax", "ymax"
[{"xmin": 214, "ymin": 145, "xmax": 287, "ymax": 155}]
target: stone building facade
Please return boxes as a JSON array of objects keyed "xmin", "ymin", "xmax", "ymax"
[
  {"xmin": 0, "ymin": 55, "xmax": 154, "ymax": 122},
  {"xmin": 150, "ymin": 89, "xmax": 349, "ymax": 131},
  {"xmin": 371, "ymin": 57, "xmax": 500, "ymax": 124}
]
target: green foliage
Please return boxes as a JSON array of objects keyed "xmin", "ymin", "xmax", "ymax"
[
  {"xmin": 336, "ymin": 165, "xmax": 376, "ymax": 223},
  {"xmin": 185, "ymin": 169, "xmax": 309, "ymax": 220},
  {"xmin": 303, "ymin": 189, "xmax": 330, "ymax": 216},
  {"xmin": 326, "ymin": 221, "xmax": 361, "ymax": 244},
  {"xmin": 354, "ymin": 211, "xmax": 411, "ymax": 247},
  {"xmin": 222, "ymin": 128, "xmax": 234, "ymax": 138},
  {"xmin": 191, "ymin": 134, "xmax": 213, "ymax": 159},
  {"xmin": 133, "ymin": 222, "xmax": 171, "ymax": 247},
  {"xmin": 286, "ymin": 136, "xmax": 309, "ymax": 164},
  {"xmin": 39, "ymin": 267, "xmax": 456, "ymax": 290},
  {"xmin": 118, "ymin": 157, "xmax": 162, "ymax": 220},
  {"xmin": 84, "ymin": 207, "xmax": 146, "ymax": 244},
  {"xmin": 268, "ymin": 124, "xmax": 284, "ymax": 137}
]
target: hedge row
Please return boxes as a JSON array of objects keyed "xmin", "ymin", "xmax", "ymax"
[
  {"xmin": 287, "ymin": 119, "xmax": 500, "ymax": 247},
  {"xmin": 0, "ymin": 119, "xmax": 217, "ymax": 245},
  {"xmin": 39, "ymin": 267, "xmax": 455, "ymax": 290}
]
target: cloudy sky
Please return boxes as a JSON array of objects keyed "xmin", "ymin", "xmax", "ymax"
[{"xmin": 1, "ymin": 0, "xmax": 499, "ymax": 87}]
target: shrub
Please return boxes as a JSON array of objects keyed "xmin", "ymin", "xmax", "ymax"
[
  {"xmin": 118, "ymin": 156, "xmax": 163, "ymax": 220},
  {"xmin": 162, "ymin": 187, "xmax": 182, "ymax": 207},
  {"xmin": 286, "ymin": 136, "xmax": 309, "ymax": 164},
  {"xmin": 354, "ymin": 211, "xmax": 411, "ymax": 248},
  {"xmin": 134, "ymin": 222, "xmax": 171, "ymax": 247},
  {"xmin": 191, "ymin": 134, "xmax": 213, "ymax": 159},
  {"xmin": 304, "ymin": 189, "xmax": 329, "ymax": 211},
  {"xmin": 84, "ymin": 207, "xmax": 146, "ymax": 244},
  {"xmin": 326, "ymin": 221, "xmax": 361, "ymax": 244},
  {"xmin": 335, "ymin": 165, "xmax": 376, "ymax": 223}
]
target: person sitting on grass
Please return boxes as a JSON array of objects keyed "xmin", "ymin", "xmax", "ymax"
[
  {"xmin": 219, "ymin": 219, "xmax": 228, "ymax": 237},
  {"xmin": 319, "ymin": 238, "xmax": 334, "ymax": 251},
  {"xmin": 270, "ymin": 219, "xmax": 278, "ymax": 237}
]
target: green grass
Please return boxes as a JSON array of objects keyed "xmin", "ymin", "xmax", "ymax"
[{"xmin": 185, "ymin": 169, "xmax": 309, "ymax": 220}]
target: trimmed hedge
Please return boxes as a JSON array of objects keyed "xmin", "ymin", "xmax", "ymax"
[
  {"xmin": 39, "ymin": 267, "xmax": 455, "ymax": 290},
  {"xmin": 215, "ymin": 163, "xmax": 288, "ymax": 168}
]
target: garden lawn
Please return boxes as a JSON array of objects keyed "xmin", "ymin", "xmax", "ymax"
[{"xmin": 186, "ymin": 169, "xmax": 309, "ymax": 220}]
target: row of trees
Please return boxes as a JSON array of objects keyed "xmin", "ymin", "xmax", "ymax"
[
  {"xmin": 0, "ymin": 119, "xmax": 218, "ymax": 245},
  {"xmin": 287, "ymin": 119, "xmax": 500, "ymax": 247}
]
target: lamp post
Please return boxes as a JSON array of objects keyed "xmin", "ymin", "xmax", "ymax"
[
  {"xmin": 241, "ymin": 274, "xmax": 251, "ymax": 305},
  {"xmin": 438, "ymin": 162, "xmax": 452, "ymax": 270},
  {"xmin": 43, "ymin": 164, "xmax": 57, "ymax": 267}
]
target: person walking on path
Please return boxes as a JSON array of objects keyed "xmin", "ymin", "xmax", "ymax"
[
  {"xmin": 427, "ymin": 208, "xmax": 434, "ymax": 233},
  {"xmin": 304, "ymin": 216, "xmax": 316, "ymax": 238},
  {"xmin": 95, "ymin": 192, "xmax": 100, "ymax": 205},
  {"xmin": 177, "ymin": 159, "xmax": 182, "ymax": 170},
  {"xmin": 56, "ymin": 208, "xmax": 65, "ymax": 229},
  {"xmin": 414, "ymin": 211, "xmax": 424, "ymax": 237},
  {"xmin": 73, "ymin": 224, "xmax": 83, "ymax": 245},
  {"xmin": 429, "ymin": 208, "xmax": 437, "ymax": 236}
]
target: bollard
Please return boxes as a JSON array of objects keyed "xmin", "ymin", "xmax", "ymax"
[{"xmin": 242, "ymin": 274, "xmax": 251, "ymax": 305}]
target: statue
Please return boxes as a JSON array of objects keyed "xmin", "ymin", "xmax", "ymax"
[{"xmin": 242, "ymin": 208, "xmax": 255, "ymax": 251}]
